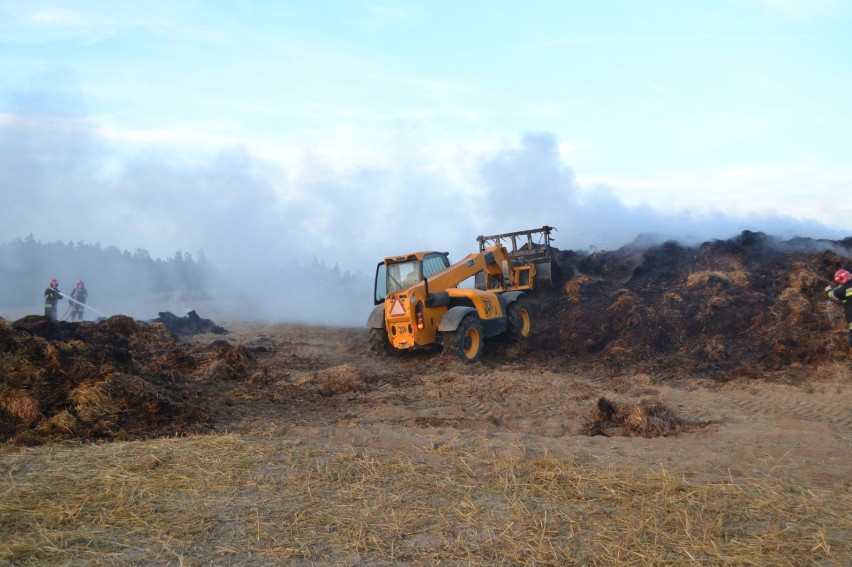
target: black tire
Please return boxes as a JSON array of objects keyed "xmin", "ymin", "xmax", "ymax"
[
  {"xmin": 369, "ymin": 328, "xmax": 401, "ymax": 357},
  {"xmin": 444, "ymin": 313, "xmax": 484, "ymax": 363},
  {"xmin": 507, "ymin": 298, "xmax": 531, "ymax": 342}
]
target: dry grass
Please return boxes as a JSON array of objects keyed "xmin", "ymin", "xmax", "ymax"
[
  {"xmin": 562, "ymin": 274, "xmax": 598, "ymax": 303},
  {"xmin": 684, "ymin": 270, "xmax": 750, "ymax": 288},
  {"xmin": 811, "ymin": 362, "xmax": 852, "ymax": 383},
  {"xmin": 0, "ymin": 388, "xmax": 40, "ymax": 424},
  {"xmin": 69, "ymin": 382, "xmax": 113, "ymax": 424},
  {"xmin": 1, "ymin": 434, "xmax": 849, "ymax": 566},
  {"xmin": 786, "ymin": 264, "xmax": 821, "ymax": 292},
  {"xmin": 315, "ymin": 364, "xmax": 365, "ymax": 396}
]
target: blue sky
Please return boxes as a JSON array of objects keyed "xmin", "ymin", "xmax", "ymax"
[{"xmin": 1, "ymin": 0, "xmax": 850, "ymax": 275}]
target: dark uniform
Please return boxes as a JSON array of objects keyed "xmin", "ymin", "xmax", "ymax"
[
  {"xmin": 44, "ymin": 279, "xmax": 62, "ymax": 321},
  {"xmin": 827, "ymin": 269, "xmax": 852, "ymax": 347},
  {"xmin": 70, "ymin": 280, "xmax": 88, "ymax": 321}
]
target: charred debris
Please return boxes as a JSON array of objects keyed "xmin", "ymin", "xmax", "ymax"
[
  {"xmin": 1, "ymin": 230, "xmax": 850, "ymax": 445},
  {"xmin": 530, "ymin": 230, "xmax": 852, "ymax": 378}
]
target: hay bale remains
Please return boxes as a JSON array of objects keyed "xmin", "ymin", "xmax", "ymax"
[
  {"xmin": 199, "ymin": 360, "xmax": 239, "ymax": 381},
  {"xmin": 193, "ymin": 342, "xmax": 257, "ymax": 381},
  {"xmin": 684, "ymin": 269, "xmax": 749, "ymax": 288},
  {"xmin": 581, "ymin": 396, "xmax": 710, "ymax": 438},
  {"xmin": 0, "ymin": 387, "xmax": 40, "ymax": 424},
  {"xmin": 0, "ymin": 315, "xmax": 223, "ymax": 445},
  {"xmin": 530, "ymin": 230, "xmax": 852, "ymax": 378},
  {"xmin": 315, "ymin": 364, "xmax": 365, "ymax": 396},
  {"xmin": 562, "ymin": 274, "xmax": 598, "ymax": 302},
  {"xmin": 69, "ymin": 381, "xmax": 114, "ymax": 425},
  {"xmin": 153, "ymin": 310, "xmax": 227, "ymax": 336}
]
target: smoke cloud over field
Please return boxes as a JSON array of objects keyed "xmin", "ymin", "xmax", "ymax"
[
  {"xmin": 479, "ymin": 132, "xmax": 844, "ymax": 251},
  {"xmin": 1, "ymin": 77, "xmax": 847, "ymax": 325}
]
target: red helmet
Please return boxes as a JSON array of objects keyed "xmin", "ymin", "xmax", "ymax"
[
  {"xmin": 835, "ymin": 269, "xmax": 852, "ymax": 285},
  {"xmin": 50, "ymin": 279, "xmax": 58, "ymax": 287}
]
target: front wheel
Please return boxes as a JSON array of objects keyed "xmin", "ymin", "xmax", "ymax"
[
  {"xmin": 444, "ymin": 314, "xmax": 484, "ymax": 363},
  {"xmin": 507, "ymin": 298, "xmax": 531, "ymax": 342}
]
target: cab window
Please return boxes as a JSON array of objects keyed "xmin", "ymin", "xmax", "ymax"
[
  {"xmin": 387, "ymin": 260, "xmax": 420, "ymax": 293},
  {"xmin": 423, "ymin": 253, "xmax": 450, "ymax": 278}
]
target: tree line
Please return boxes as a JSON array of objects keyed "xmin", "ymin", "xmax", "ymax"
[{"xmin": 0, "ymin": 235, "xmax": 212, "ymax": 307}]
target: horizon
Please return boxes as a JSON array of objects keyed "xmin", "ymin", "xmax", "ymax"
[
  {"xmin": 2, "ymin": 226, "xmax": 850, "ymax": 327},
  {"xmin": 5, "ymin": 225, "xmax": 852, "ymax": 268}
]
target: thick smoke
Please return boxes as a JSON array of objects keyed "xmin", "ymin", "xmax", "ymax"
[
  {"xmin": 478, "ymin": 132, "xmax": 845, "ymax": 251},
  {"xmin": 1, "ymin": 79, "xmax": 847, "ymax": 326},
  {"xmin": 0, "ymin": 76, "xmax": 375, "ymax": 325}
]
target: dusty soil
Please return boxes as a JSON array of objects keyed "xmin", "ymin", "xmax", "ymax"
[
  {"xmin": 177, "ymin": 321, "xmax": 851, "ymax": 491},
  {"xmin": 4, "ymin": 314, "xmax": 849, "ymax": 490},
  {"xmin": 2, "ymin": 230, "xmax": 851, "ymax": 565},
  {"xmin": 2, "ymin": 229, "xmax": 851, "ymax": 490},
  {"xmin": 1, "ymin": 317, "xmax": 850, "ymax": 566}
]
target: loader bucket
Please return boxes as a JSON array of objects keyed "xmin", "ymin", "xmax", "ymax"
[
  {"xmin": 532, "ymin": 259, "xmax": 556, "ymax": 288},
  {"xmin": 476, "ymin": 226, "xmax": 560, "ymax": 290}
]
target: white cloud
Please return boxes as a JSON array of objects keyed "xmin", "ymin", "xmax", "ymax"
[{"xmin": 575, "ymin": 164, "xmax": 851, "ymax": 232}]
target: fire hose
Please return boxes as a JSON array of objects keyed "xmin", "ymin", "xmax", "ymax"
[{"xmin": 57, "ymin": 291, "xmax": 109, "ymax": 319}]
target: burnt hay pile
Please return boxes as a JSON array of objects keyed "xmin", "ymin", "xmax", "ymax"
[
  {"xmin": 0, "ymin": 315, "xmax": 256, "ymax": 445},
  {"xmin": 531, "ymin": 230, "xmax": 852, "ymax": 378},
  {"xmin": 2, "ymin": 230, "xmax": 850, "ymax": 445},
  {"xmin": 153, "ymin": 310, "xmax": 228, "ymax": 336},
  {"xmin": 581, "ymin": 397, "xmax": 709, "ymax": 438}
]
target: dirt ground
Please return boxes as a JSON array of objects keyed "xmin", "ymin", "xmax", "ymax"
[
  {"xmin": 2, "ymin": 231, "xmax": 851, "ymax": 564},
  {"xmin": 4, "ymin": 229, "xmax": 852, "ymax": 488},
  {"xmin": 182, "ymin": 321, "xmax": 851, "ymax": 492},
  {"xmin": 2, "ymin": 316, "xmax": 851, "ymax": 566}
]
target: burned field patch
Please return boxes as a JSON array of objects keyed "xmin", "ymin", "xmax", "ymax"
[
  {"xmin": 0, "ymin": 316, "xmax": 249, "ymax": 445},
  {"xmin": 532, "ymin": 231, "xmax": 852, "ymax": 379},
  {"xmin": 2, "ymin": 230, "xmax": 851, "ymax": 447}
]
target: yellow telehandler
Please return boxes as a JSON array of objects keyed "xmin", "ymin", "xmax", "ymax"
[{"xmin": 366, "ymin": 226, "xmax": 556, "ymax": 362}]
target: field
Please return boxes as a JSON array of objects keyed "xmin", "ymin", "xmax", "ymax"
[
  {"xmin": 2, "ymin": 232, "xmax": 852, "ymax": 565},
  {"xmin": 1, "ymin": 319, "xmax": 851, "ymax": 566}
]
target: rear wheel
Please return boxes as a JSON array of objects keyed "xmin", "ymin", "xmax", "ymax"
[
  {"xmin": 369, "ymin": 328, "xmax": 401, "ymax": 357},
  {"xmin": 507, "ymin": 298, "xmax": 531, "ymax": 342},
  {"xmin": 445, "ymin": 314, "xmax": 484, "ymax": 363}
]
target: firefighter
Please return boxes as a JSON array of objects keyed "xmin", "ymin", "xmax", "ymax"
[
  {"xmin": 70, "ymin": 279, "xmax": 88, "ymax": 321},
  {"xmin": 826, "ymin": 268, "xmax": 852, "ymax": 349},
  {"xmin": 44, "ymin": 279, "xmax": 62, "ymax": 321}
]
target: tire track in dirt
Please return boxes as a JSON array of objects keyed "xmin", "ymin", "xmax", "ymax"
[
  {"xmin": 719, "ymin": 387, "xmax": 852, "ymax": 445},
  {"xmin": 216, "ymin": 324, "xmax": 852, "ymax": 488},
  {"xmin": 453, "ymin": 369, "xmax": 512, "ymax": 427},
  {"xmin": 661, "ymin": 383, "xmax": 852, "ymax": 446},
  {"xmin": 445, "ymin": 369, "xmax": 600, "ymax": 436}
]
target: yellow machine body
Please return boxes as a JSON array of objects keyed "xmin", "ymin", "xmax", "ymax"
[{"xmin": 367, "ymin": 243, "xmax": 536, "ymax": 361}]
